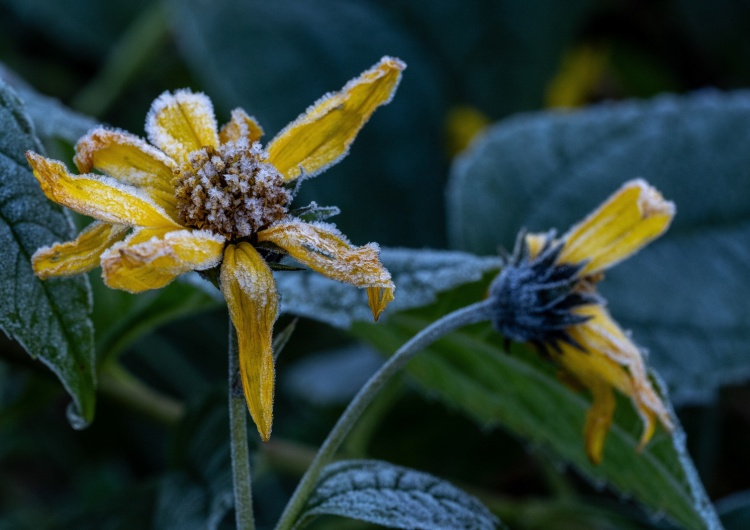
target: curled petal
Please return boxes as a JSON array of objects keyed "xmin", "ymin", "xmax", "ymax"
[
  {"xmin": 559, "ymin": 179, "xmax": 675, "ymax": 275},
  {"xmin": 32, "ymin": 222, "xmax": 128, "ymax": 279},
  {"xmin": 74, "ymin": 127, "xmax": 179, "ymax": 215},
  {"xmin": 219, "ymin": 108, "xmax": 264, "ymax": 145},
  {"xmin": 367, "ymin": 286, "xmax": 395, "ymax": 321},
  {"xmin": 146, "ymin": 90, "xmax": 219, "ymax": 164},
  {"xmin": 257, "ymin": 220, "xmax": 394, "ymax": 320},
  {"xmin": 26, "ymin": 152, "xmax": 180, "ymax": 229},
  {"xmin": 221, "ymin": 242, "xmax": 278, "ymax": 441},
  {"xmin": 267, "ymin": 56, "xmax": 405, "ymax": 181},
  {"xmin": 101, "ymin": 227, "xmax": 224, "ymax": 293}
]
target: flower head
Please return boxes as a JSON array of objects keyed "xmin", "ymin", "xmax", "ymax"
[
  {"xmin": 488, "ymin": 179, "xmax": 675, "ymax": 464},
  {"xmin": 27, "ymin": 57, "xmax": 405, "ymax": 441}
]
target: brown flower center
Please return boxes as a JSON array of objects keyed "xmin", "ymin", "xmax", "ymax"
[{"xmin": 175, "ymin": 139, "xmax": 291, "ymax": 240}]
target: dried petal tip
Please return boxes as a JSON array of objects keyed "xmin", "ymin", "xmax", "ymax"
[{"xmin": 367, "ymin": 285, "xmax": 395, "ymax": 321}]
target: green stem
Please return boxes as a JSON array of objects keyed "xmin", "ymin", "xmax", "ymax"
[
  {"xmin": 229, "ymin": 320, "xmax": 256, "ymax": 530},
  {"xmin": 274, "ymin": 300, "xmax": 494, "ymax": 530}
]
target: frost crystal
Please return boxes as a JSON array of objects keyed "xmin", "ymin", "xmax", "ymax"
[{"xmin": 175, "ymin": 138, "xmax": 290, "ymax": 239}]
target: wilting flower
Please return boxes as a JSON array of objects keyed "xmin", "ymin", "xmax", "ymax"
[
  {"xmin": 27, "ymin": 57, "xmax": 405, "ymax": 441},
  {"xmin": 488, "ymin": 179, "xmax": 675, "ymax": 464}
]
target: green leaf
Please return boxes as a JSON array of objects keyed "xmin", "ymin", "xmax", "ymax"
[
  {"xmin": 351, "ymin": 277, "xmax": 723, "ymax": 530},
  {"xmin": 447, "ymin": 91, "xmax": 750, "ymax": 406},
  {"xmin": 273, "ymin": 248, "xmax": 501, "ymax": 328},
  {"xmin": 0, "ymin": 80, "xmax": 95, "ymax": 427},
  {"xmin": 298, "ymin": 459, "xmax": 499, "ymax": 530},
  {"xmin": 169, "ymin": 0, "xmax": 448, "ymax": 248}
]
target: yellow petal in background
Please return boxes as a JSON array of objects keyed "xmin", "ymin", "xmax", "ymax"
[
  {"xmin": 267, "ymin": 56, "xmax": 405, "ymax": 181},
  {"xmin": 258, "ymin": 221, "xmax": 395, "ymax": 319},
  {"xmin": 27, "ymin": 152, "xmax": 181, "ymax": 229},
  {"xmin": 74, "ymin": 127, "xmax": 179, "ymax": 213},
  {"xmin": 559, "ymin": 179, "xmax": 675, "ymax": 275},
  {"xmin": 32, "ymin": 222, "xmax": 129, "ymax": 279},
  {"xmin": 221, "ymin": 242, "xmax": 278, "ymax": 441},
  {"xmin": 101, "ymin": 228, "xmax": 224, "ymax": 293},
  {"xmin": 219, "ymin": 108, "xmax": 264, "ymax": 145},
  {"xmin": 145, "ymin": 90, "xmax": 219, "ymax": 164},
  {"xmin": 582, "ymin": 378, "xmax": 616, "ymax": 465}
]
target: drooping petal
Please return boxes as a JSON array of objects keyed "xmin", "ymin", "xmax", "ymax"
[
  {"xmin": 558, "ymin": 305, "xmax": 673, "ymax": 462},
  {"xmin": 32, "ymin": 222, "xmax": 129, "ymax": 279},
  {"xmin": 221, "ymin": 242, "xmax": 278, "ymax": 441},
  {"xmin": 145, "ymin": 90, "xmax": 219, "ymax": 164},
  {"xmin": 582, "ymin": 378, "xmax": 616, "ymax": 465},
  {"xmin": 559, "ymin": 179, "xmax": 675, "ymax": 275},
  {"xmin": 219, "ymin": 108, "xmax": 264, "ymax": 145},
  {"xmin": 27, "ymin": 152, "xmax": 181, "ymax": 229},
  {"xmin": 266, "ymin": 56, "xmax": 405, "ymax": 182},
  {"xmin": 74, "ymin": 127, "xmax": 179, "ymax": 215},
  {"xmin": 257, "ymin": 220, "xmax": 394, "ymax": 320},
  {"xmin": 101, "ymin": 227, "xmax": 224, "ymax": 293}
]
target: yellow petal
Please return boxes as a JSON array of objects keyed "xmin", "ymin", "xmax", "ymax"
[
  {"xmin": 74, "ymin": 127, "xmax": 179, "ymax": 214},
  {"xmin": 559, "ymin": 179, "xmax": 675, "ymax": 275},
  {"xmin": 27, "ymin": 152, "xmax": 181, "ymax": 229},
  {"xmin": 267, "ymin": 56, "xmax": 405, "ymax": 181},
  {"xmin": 101, "ymin": 227, "xmax": 225, "ymax": 293},
  {"xmin": 32, "ymin": 222, "xmax": 129, "ymax": 279},
  {"xmin": 221, "ymin": 242, "xmax": 278, "ymax": 441},
  {"xmin": 559, "ymin": 305, "xmax": 673, "ymax": 457},
  {"xmin": 219, "ymin": 108, "xmax": 264, "ymax": 144},
  {"xmin": 145, "ymin": 90, "xmax": 219, "ymax": 164},
  {"xmin": 582, "ymin": 378, "xmax": 616, "ymax": 465},
  {"xmin": 257, "ymin": 220, "xmax": 394, "ymax": 320},
  {"xmin": 546, "ymin": 44, "xmax": 609, "ymax": 109}
]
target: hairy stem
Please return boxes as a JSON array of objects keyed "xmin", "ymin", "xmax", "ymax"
[
  {"xmin": 274, "ymin": 300, "xmax": 493, "ymax": 530},
  {"xmin": 229, "ymin": 320, "xmax": 256, "ymax": 530}
]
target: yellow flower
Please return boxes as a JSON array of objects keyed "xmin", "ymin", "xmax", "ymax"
[
  {"xmin": 488, "ymin": 179, "xmax": 675, "ymax": 464},
  {"xmin": 26, "ymin": 56, "xmax": 405, "ymax": 441}
]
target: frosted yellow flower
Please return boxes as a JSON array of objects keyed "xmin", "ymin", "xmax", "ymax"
[
  {"xmin": 27, "ymin": 56, "xmax": 404, "ymax": 441},
  {"xmin": 488, "ymin": 179, "xmax": 675, "ymax": 464}
]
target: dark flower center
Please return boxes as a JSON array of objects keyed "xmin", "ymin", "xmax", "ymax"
[
  {"xmin": 488, "ymin": 233, "xmax": 599, "ymax": 351},
  {"xmin": 175, "ymin": 139, "xmax": 291, "ymax": 240}
]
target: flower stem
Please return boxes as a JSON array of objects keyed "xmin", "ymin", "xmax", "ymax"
[
  {"xmin": 229, "ymin": 320, "xmax": 256, "ymax": 530},
  {"xmin": 273, "ymin": 300, "xmax": 494, "ymax": 530}
]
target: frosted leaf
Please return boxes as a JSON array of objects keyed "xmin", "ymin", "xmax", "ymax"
[
  {"xmin": 275, "ymin": 247, "xmax": 501, "ymax": 328},
  {"xmin": 299, "ymin": 459, "xmax": 499, "ymax": 530},
  {"xmin": 0, "ymin": 79, "xmax": 95, "ymax": 426}
]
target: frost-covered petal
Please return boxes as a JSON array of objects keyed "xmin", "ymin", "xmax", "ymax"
[
  {"xmin": 32, "ymin": 222, "xmax": 128, "ymax": 280},
  {"xmin": 27, "ymin": 152, "xmax": 181, "ymax": 229},
  {"xmin": 146, "ymin": 90, "xmax": 219, "ymax": 164},
  {"xmin": 221, "ymin": 242, "xmax": 278, "ymax": 442},
  {"xmin": 558, "ymin": 304, "xmax": 673, "ymax": 462},
  {"xmin": 74, "ymin": 127, "xmax": 179, "ymax": 215},
  {"xmin": 559, "ymin": 179, "xmax": 675, "ymax": 275},
  {"xmin": 266, "ymin": 56, "xmax": 405, "ymax": 182},
  {"xmin": 257, "ymin": 220, "xmax": 394, "ymax": 320},
  {"xmin": 101, "ymin": 227, "xmax": 224, "ymax": 293},
  {"xmin": 219, "ymin": 108, "xmax": 264, "ymax": 145}
]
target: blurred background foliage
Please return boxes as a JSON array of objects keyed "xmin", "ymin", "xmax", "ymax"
[{"xmin": 1, "ymin": 0, "xmax": 750, "ymax": 528}]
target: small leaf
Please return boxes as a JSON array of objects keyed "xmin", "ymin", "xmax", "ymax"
[
  {"xmin": 298, "ymin": 459, "xmax": 499, "ymax": 530},
  {"xmin": 275, "ymin": 247, "xmax": 501, "ymax": 328},
  {"xmin": 290, "ymin": 202, "xmax": 341, "ymax": 223},
  {"xmin": 351, "ymin": 277, "xmax": 722, "ymax": 530},
  {"xmin": 0, "ymin": 80, "xmax": 95, "ymax": 427},
  {"xmin": 448, "ymin": 90, "xmax": 750, "ymax": 406}
]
